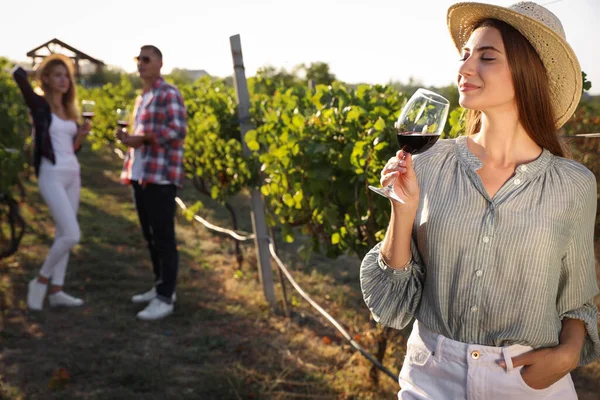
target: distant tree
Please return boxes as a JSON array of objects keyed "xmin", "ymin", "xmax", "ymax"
[
  {"xmin": 250, "ymin": 65, "xmax": 302, "ymax": 95},
  {"xmin": 303, "ymin": 62, "xmax": 336, "ymax": 85},
  {"xmin": 166, "ymin": 68, "xmax": 195, "ymax": 85},
  {"xmin": 257, "ymin": 66, "xmax": 301, "ymax": 88},
  {"xmin": 127, "ymin": 73, "xmax": 142, "ymax": 90},
  {"xmin": 222, "ymin": 76, "xmax": 234, "ymax": 87},
  {"xmin": 81, "ymin": 69, "xmax": 121, "ymax": 87},
  {"xmin": 80, "ymin": 67, "xmax": 141, "ymax": 90}
]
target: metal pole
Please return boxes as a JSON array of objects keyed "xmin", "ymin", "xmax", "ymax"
[{"xmin": 229, "ymin": 34, "xmax": 276, "ymax": 309}]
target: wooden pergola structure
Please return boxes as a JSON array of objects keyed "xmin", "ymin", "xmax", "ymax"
[{"xmin": 26, "ymin": 38, "xmax": 105, "ymax": 78}]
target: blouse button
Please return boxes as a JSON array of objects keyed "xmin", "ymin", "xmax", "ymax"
[{"xmin": 514, "ymin": 179, "xmax": 522, "ymax": 185}]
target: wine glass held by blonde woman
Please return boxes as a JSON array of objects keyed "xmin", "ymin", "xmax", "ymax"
[
  {"xmin": 13, "ymin": 54, "xmax": 90, "ymax": 310},
  {"xmin": 360, "ymin": 2, "xmax": 599, "ymax": 399}
]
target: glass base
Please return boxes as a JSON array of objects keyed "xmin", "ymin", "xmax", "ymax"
[{"xmin": 368, "ymin": 185, "xmax": 405, "ymax": 204}]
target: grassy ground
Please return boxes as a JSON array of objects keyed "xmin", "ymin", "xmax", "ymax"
[{"xmin": 0, "ymin": 147, "xmax": 599, "ymax": 399}]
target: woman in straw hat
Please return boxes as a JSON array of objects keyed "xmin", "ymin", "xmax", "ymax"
[
  {"xmin": 13, "ymin": 54, "xmax": 90, "ymax": 310},
  {"xmin": 360, "ymin": 1, "xmax": 599, "ymax": 398}
]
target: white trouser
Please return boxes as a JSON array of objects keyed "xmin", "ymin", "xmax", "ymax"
[
  {"xmin": 398, "ymin": 320, "xmax": 577, "ymax": 400},
  {"xmin": 37, "ymin": 162, "xmax": 81, "ymax": 286}
]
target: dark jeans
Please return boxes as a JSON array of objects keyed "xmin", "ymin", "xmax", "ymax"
[{"xmin": 132, "ymin": 182, "xmax": 178, "ymax": 303}]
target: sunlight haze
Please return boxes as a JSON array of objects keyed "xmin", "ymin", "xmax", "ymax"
[{"xmin": 2, "ymin": 0, "xmax": 599, "ymax": 93}]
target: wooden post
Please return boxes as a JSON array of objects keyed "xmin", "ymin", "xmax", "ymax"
[{"xmin": 230, "ymin": 34, "xmax": 276, "ymax": 309}]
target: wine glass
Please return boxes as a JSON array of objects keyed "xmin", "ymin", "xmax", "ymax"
[
  {"xmin": 81, "ymin": 100, "xmax": 96, "ymax": 121},
  {"xmin": 368, "ymin": 88, "xmax": 450, "ymax": 204},
  {"xmin": 81, "ymin": 100, "xmax": 95, "ymax": 136},
  {"xmin": 116, "ymin": 108, "xmax": 131, "ymax": 131}
]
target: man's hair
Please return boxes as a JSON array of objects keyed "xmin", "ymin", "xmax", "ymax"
[{"xmin": 141, "ymin": 45, "xmax": 163, "ymax": 60}]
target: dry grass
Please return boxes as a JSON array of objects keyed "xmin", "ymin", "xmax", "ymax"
[
  {"xmin": 0, "ymin": 147, "xmax": 598, "ymax": 399},
  {"xmin": 0, "ymin": 148, "xmax": 397, "ymax": 399}
]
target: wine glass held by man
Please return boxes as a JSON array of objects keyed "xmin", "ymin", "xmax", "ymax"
[
  {"xmin": 360, "ymin": 2, "xmax": 599, "ymax": 399},
  {"xmin": 81, "ymin": 99, "xmax": 95, "ymax": 121},
  {"xmin": 12, "ymin": 54, "xmax": 90, "ymax": 310}
]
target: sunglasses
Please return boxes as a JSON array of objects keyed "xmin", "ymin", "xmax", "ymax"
[{"xmin": 134, "ymin": 56, "xmax": 151, "ymax": 64}]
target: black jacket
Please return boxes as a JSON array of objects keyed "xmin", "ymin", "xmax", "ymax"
[{"xmin": 12, "ymin": 66, "xmax": 81, "ymax": 177}]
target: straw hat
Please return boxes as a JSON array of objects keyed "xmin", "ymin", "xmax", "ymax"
[
  {"xmin": 447, "ymin": 1, "xmax": 582, "ymax": 129},
  {"xmin": 36, "ymin": 53, "xmax": 76, "ymax": 80}
]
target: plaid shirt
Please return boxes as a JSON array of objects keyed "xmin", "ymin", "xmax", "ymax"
[{"xmin": 120, "ymin": 77, "xmax": 187, "ymax": 187}]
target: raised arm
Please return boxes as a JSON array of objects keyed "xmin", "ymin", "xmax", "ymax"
[
  {"xmin": 360, "ymin": 151, "xmax": 425, "ymax": 329},
  {"xmin": 12, "ymin": 66, "xmax": 44, "ymax": 111}
]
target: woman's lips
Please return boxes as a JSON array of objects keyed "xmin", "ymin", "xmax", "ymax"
[{"xmin": 459, "ymin": 83, "xmax": 480, "ymax": 92}]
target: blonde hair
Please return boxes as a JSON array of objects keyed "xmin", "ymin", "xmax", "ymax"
[{"xmin": 37, "ymin": 55, "xmax": 80, "ymax": 121}]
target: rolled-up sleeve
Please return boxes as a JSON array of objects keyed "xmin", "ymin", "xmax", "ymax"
[
  {"xmin": 156, "ymin": 88, "xmax": 187, "ymax": 146},
  {"xmin": 557, "ymin": 172, "xmax": 600, "ymax": 366},
  {"xmin": 360, "ymin": 239, "xmax": 426, "ymax": 330}
]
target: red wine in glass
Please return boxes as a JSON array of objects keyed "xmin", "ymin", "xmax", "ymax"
[
  {"xmin": 396, "ymin": 132, "xmax": 440, "ymax": 154},
  {"xmin": 82, "ymin": 111, "xmax": 95, "ymax": 120},
  {"xmin": 368, "ymin": 88, "xmax": 450, "ymax": 204},
  {"xmin": 117, "ymin": 120, "xmax": 129, "ymax": 129}
]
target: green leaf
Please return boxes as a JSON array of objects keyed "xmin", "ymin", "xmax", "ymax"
[
  {"xmin": 245, "ymin": 129, "xmax": 257, "ymax": 142},
  {"xmin": 247, "ymin": 140, "xmax": 260, "ymax": 151},
  {"xmin": 347, "ymin": 107, "xmax": 365, "ymax": 122},
  {"xmin": 374, "ymin": 141, "xmax": 387, "ymax": 151},
  {"xmin": 582, "ymin": 71, "xmax": 592, "ymax": 92},
  {"xmin": 293, "ymin": 190, "xmax": 303, "ymax": 203},
  {"xmin": 374, "ymin": 117, "xmax": 386, "ymax": 131},
  {"xmin": 292, "ymin": 114, "xmax": 305, "ymax": 128},
  {"xmin": 331, "ymin": 233, "xmax": 341, "ymax": 245},
  {"xmin": 282, "ymin": 193, "xmax": 294, "ymax": 207}
]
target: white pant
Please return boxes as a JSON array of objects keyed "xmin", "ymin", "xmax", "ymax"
[
  {"xmin": 38, "ymin": 162, "xmax": 81, "ymax": 286},
  {"xmin": 398, "ymin": 321, "xmax": 577, "ymax": 400}
]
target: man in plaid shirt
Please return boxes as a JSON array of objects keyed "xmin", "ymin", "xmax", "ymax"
[{"xmin": 116, "ymin": 45, "xmax": 186, "ymax": 320}]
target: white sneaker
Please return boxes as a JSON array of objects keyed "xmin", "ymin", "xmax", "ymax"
[
  {"xmin": 48, "ymin": 291, "xmax": 84, "ymax": 308},
  {"xmin": 27, "ymin": 279, "xmax": 47, "ymax": 310},
  {"xmin": 131, "ymin": 287, "xmax": 176, "ymax": 303},
  {"xmin": 136, "ymin": 298, "xmax": 174, "ymax": 320}
]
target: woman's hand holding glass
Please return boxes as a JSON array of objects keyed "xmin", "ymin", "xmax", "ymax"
[
  {"xmin": 380, "ymin": 150, "xmax": 420, "ymax": 210},
  {"xmin": 77, "ymin": 120, "xmax": 91, "ymax": 137},
  {"xmin": 369, "ymin": 88, "xmax": 449, "ymax": 204}
]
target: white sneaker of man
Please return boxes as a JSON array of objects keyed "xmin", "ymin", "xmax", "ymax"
[
  {"xmin": 131, "ymin": 287, "xmax": 176, "ymax": 303},
  {"xmin": 48, "ymin": 291, "xmax": 84, "ymax": 308},
  {"xmin": 27, "ymin": 279, "xmax": 48, "ymax": 310},
  {"xmin": 136, "ymin": 298, "xmax": 174, "ymax": 321}
]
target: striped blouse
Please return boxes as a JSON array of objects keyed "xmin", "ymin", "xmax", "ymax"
[{"xmin": 360, "ymin": 135, "xmax": 600, "ymax": 365}]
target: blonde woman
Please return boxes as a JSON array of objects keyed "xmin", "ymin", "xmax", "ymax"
[
  {"xmin": 361, "ymin": 1, "xmax": 599, "ymax": 398},
  {"xmin": 13, "ymin": 54, "xmax": 89, "ymax": 310}
]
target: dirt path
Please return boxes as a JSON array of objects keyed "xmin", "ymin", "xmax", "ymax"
[{"xmin": 1, "ymin": 148, "xmax": 598, "ymax": 399}]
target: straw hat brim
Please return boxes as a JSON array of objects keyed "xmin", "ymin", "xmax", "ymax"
[
  {"xmin": 36, "ymin": 53, "xmax": 76, "ymax": 80},
  {"xmin": 447, "ymin": 2, "xmax": 582, "ymax": 129}
]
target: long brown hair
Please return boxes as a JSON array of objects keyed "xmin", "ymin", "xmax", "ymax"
[
  {"xmin": 37, "ymin": 55, "xmax": 80, "ymax": 121},
  {"xmin": 464, "ymin": 19, "xmax": 566, "ymax": 157}
]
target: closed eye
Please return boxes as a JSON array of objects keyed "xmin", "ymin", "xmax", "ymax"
[{"xmin": 459, "ymin": 54, "xmax": 496, "ymax": 62}]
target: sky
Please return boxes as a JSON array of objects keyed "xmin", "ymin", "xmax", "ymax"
[{"xmin": 2, "ymin": 0, "xmax": 599, "ymax": 93}]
